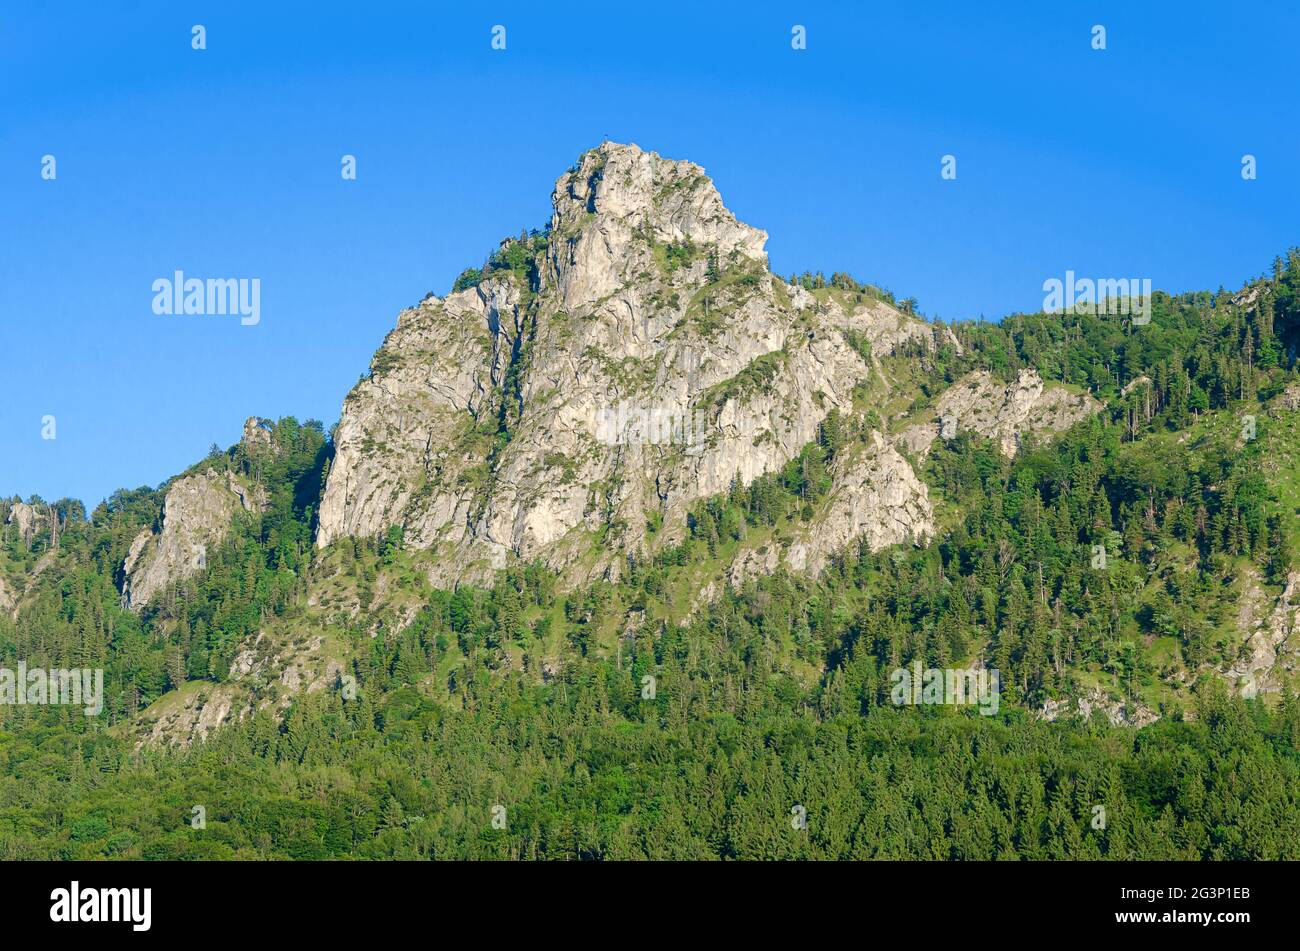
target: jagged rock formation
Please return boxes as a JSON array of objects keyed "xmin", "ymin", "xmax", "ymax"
[
  {"xmin": 788, "ymin": 433, "xmax": 934, "ymax": 571},
  {"xmin": 121, "ymin": 469, "xmax": 264, "ymax": 610},
  {"xmin": 1231, "ymin": 285, "xmax": 1267, "ymax": 310},
  {"xmin": 6, "ymin": 501, "xmax": 42, "ymax": 548},
  {"xmin": 1040, "ymin": 687, "xmax": 1160, "ymax": 728},
  {"xmin": 318, "ymin": 142, "xmax": 943, "ymax": 586},
  {"xmin": 728, "ymin": 431, "xmax": 933, "ymax": 586},
  {"xmin": 897, "ymin": 368, "xmax": 1102, "ymax": 459},
  {"xmin": 1272, "ymin": 382, "xmax": 1300, "ymax": 413},
  {"xmin": 242, "ymin": 416, "xmax": 275, "ymax": 450},
  {"xmin": 1229, "ymin": 569, "xmax": 1300, "ymax": 695},
  {"xmin": 788, "ymin": 285, "xmax": 960, "ymax": 356},
  {"xmin": 133, "ymin": 631, "xmax": 343, "ymax": 748}
]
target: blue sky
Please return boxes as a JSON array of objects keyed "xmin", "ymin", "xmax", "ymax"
[{"xmin": 2, "ymin": 1, "xmax": 1298, "ymax": 507}]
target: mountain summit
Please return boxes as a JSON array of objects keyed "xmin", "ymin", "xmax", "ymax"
[{"xmin": 316, "ymin": 142, "xmax": 954, "ymax": 587}]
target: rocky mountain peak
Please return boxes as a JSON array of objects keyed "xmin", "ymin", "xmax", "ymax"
[
  {"xmin": 314, "ymin": 144, "xmax": 1085, "ymax": 595},
  {"xmin": 544, "ymin": 142, "xmax": 768, "ymax": 310}
]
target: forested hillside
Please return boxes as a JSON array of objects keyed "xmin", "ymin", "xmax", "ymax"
[{"xmin": 4, "ymin": 226, "xmax": 1300, "ymax": 859}]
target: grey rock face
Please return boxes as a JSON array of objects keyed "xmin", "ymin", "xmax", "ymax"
[
  {"xmin": 898, "ymin": 369, "xmax": 1102, "ymax": 460},
  {"xmin": 1273, "ymin": 382, "xmax": 1300, "ymax": 413},
  {"xmin": 728, "ymin": 432, "xmax": 934, "ymax": 587},
  {"xmin": 6, "ymin": 502, "xmax": 42, "ymax": 547},
  {"xmin": 318, "ymin": 142, "xmax": 940, "ymax": 587},
  {"xmin": 242, "ymin": 416, "xmax": 275, "ymax": 450},
  {"xmin": 1228, "ymin": 569, "xmax": 1300, "ymax": 696},
  {"xmin": 0, "ymin": 573, "xmax": 15, "ymax": 617},
  {"xmin": 1039, "ymin": 687, "xmax": 1160, "ymax": 728},
  {"xmin": 122, "ymin": 469, "xmax": 263, "ymax": 610},
  {"xmin": 135, "ymin": 631, "xmax": 343, "ymax": 749}
]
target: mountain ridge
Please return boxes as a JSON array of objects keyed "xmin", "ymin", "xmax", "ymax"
[
  {"xmin": 316, "ymin": 141, "xmax": 955, "ymax": 590},
  {"xmin": 3, "ymin": 143, "xmax": 1300, "ymax": 753}
]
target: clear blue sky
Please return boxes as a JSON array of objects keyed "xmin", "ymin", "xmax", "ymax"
[{"xmin": 3, "ymin": 1, "xmax": 1297, "ymax": 508}]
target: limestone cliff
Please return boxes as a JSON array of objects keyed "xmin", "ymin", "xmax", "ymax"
[
  {"xmin": 318, "ymin": 142, "xmax": 942, "ymax": 587},
  {"xmin": 897, "ymin": 368, "xmax": 1102, "ymax": 459},
  {"xmin": 122, "ymin": 469, "xmax": 264, "ymax": 610},
  {"xmin": 6, "ymin": 501, "xmax": 44, "ymax": 548},
  {"xmin": 727, "ymin": 431, "xmax": 934, "ymax": 587},
  {"xmin": 1229, "ymin": 568, "xmax": 1300, "ymax": 696}
]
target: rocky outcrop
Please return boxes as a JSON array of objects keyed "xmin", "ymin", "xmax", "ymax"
[
  {"xmin": 0, "ymin": 573, "xmax": 15, "ymax": 617},
  {"xmin": 317, "ymin": 142, "xmax": 942, "ymax": 587},
  {"xmin": 1231, "ymin": 285, "xmax": 1267, "ymax": 310},
  {"xmin": 898, "ymin": 369, "xmax": 1102, "ymax": 459},
  {"xmin": 1272, "ymin": 382, "xmax": 1300, "ymax": 413},
  {"xmin": 728, "ymin": 432, "xmax": 933, "ymax": 586},
  {"xmin": 134, "ymin": 630, "xmax": 344, "ymax": 748},
  {"xmin": 122, "ymin": 469, "xmax": 264, "ymax": 610},
  {"xmin": 1228, "ymin": 569, "xmax": 1300, "ymax": 696},
  {"xmin": 784, "ymin": 287, "xmax": 959, "ymax": 358},
  {"xmin": 241, "ymin": 416, "xmax": 275, "ymax": 451},
  {"xmin": 1040, "ymin": 687, "xmax": 1160, "ymax": 728},
  {"xmin": 137, "ymin": 685, "xmax": 243, "ymax": 748},
  {"xmin": 1121, "ymin": 375, "xmax": 1152, "ymax": 397},
  {"xmin": 6, "ymin": 501, "xmax": 42, "ymax": 547}
]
